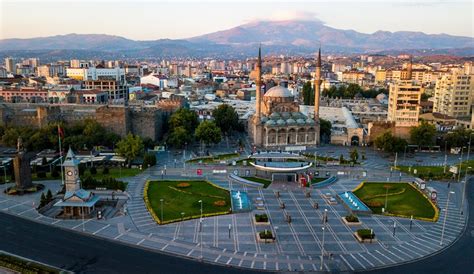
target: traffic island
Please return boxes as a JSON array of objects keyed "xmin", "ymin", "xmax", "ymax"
[
  {"xmin": 254, "ymin": 213, "xmax": 270, "ymax": 226},
  {"xmin": 342, "ymin": 215, "xmax": 362, "ymax": 226},
  {"xmin": 354, "ymin": 229, "xmax": 376, "ymax": 243},
  {"xmin": 256, "ymin": 230, "xmax": 275, "ymax": 243}
]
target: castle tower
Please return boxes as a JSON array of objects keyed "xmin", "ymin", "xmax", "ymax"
[
  {"xmin": 314, "ymin": 47, "xmax": 321, "ymax": 120},
  {"xmin": 62, "ymin": 148, "xmax": 80, "ymax": 192}
]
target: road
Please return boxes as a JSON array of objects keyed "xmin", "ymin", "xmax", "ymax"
[
  {"xmin": 365, "ymin": 178, "xmax": 474, "ymax": 274},
  {"xmin": 0, "ymin": 212, "xmax": 266, "ymax": 274}
]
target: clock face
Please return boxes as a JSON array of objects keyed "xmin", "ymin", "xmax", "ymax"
[{"xmin": 67, "ymin": 170, "xmax": 73, "ymax": 176}]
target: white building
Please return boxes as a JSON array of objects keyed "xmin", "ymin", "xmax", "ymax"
[{"xmin": 66, "ymin": 67, "xmax": 125, "ymax": 82}]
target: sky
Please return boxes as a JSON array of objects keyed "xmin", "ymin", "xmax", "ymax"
[{"xmin": 0, "ymin": 0, "xmax": 473, "ymax": 40}]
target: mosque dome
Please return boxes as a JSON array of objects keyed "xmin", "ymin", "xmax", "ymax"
[
  {"xmin": 276, "ymin": 119, "xmax": 286, "ymax": 126},
  {"xmin": 281, "ymin": 112, "xmax": 291, "ymax": 118},
  {"xmin": 270, "ymin": 112, "xmax": 280, "ymax": 119},
  {"xmin": 265, "ymin": 120, "xmax": 276, "ymax": 126},
  {"xmin": 260, "ymin": 117, "xmax": 268, "ymax": 123},
  {"xmin": 286, "ymin": 118, "xmax": 296, "ymax": 125},
  {"xmin": 264, "ymin": 86, "xmax": 293, "ymax": 98},
  {"xmin": 306, "ymin": 118, "xmax": 315, "ymax": 124},
  {"xmin": 296, "ymin": 118, "xmax": 306, "ymax": 125}
]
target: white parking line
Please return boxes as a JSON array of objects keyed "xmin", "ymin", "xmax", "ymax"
[
  {"xmin": 364, "ymin": 252, "xmax": 384, "ymax": 265},
  {"xmin": 114, "ymin": 233, "xmax": 123, "ymax": 239},
  {"xmin": 340, "ymin": 255, "xmax": 355, "ymax": 271},
  {"xmin": 349, "ymin": 253, "xmax": 366, "ymax": 269},
  {"xmin": 356, "ymin": 253, "xmax": 375, "ymax": 267},
  {"xmin": 137, "ymin": 239, "xmax": 145, "ymax": 245},
  {"xmin": 214, "ymin": 255, "xmax": 221, "ymax": 263},
  {"xmin": 17, "ymin": 208, "xmax": 34, "ymax": 215},
  {"xmin": 226, "ymin": 257, "xmax": 232, "ymax": 265},
  {"xmin": 93, "ymin": 224, "xmax": 111, "ymax": 235},
  {"xmin": 72, "ymin": 219, "xmax": 91, "ymax": 229},
  {"xmin": 375, "ymin": 250, "xmax": 396, "ymax": 264},
  {"xmin": 161, "ymin": 243, "xmax": 169, "ymax": 251},
  {"xmin": 52, "ymin": 219, "xmax": 61, "ymax": 224}
]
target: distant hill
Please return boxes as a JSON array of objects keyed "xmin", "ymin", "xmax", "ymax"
[
  {"xmin": 1, "ymin": 20, "xmax": 473, "ymax": 59},
  {"xmin": 189, "ymin": 20, "xmax": 474, "ymax": 51}
]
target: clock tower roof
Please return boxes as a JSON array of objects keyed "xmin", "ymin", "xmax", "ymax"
[{"xmin": 62, "ymin": 148, "xmax": 80, "ymax": 167}]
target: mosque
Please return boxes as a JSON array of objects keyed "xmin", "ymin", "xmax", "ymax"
[{"xmin": 249, "ymin": 47, "xmax": 321, "ymax": 148}]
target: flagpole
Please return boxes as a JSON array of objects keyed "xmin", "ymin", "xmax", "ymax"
[{"xmin": 58, "ymin": 124, "xmax": 65, "ymax": 186}]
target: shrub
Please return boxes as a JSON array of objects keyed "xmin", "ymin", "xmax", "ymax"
[
  {"xmin": 255, "ymin": 213, "xmax": 269, "ymax": 222},
  {"xmin": 143, "ymin": 153, "xmax": 157, "ymax": 168},
  {"xmin": 345, "ymin": 214, "xmax": 359, "ymax": 222},
  {"xmin": 259, "ymin": 230, "xmax": 273, "ymax": 239},
  {"xmin": 90, "ymin": 166, "xmax": 97, "ymax": 175},
  {"xmin": 366, "ymin": 201, "xmax": 383, "ymax": 208},
  {"xmin": 213, "ymin": 200, "xmax": 226, "ymax": 207},
  {"xmin": 102, "ymin": 167, "xmax": 109, "ymax": 175},
  {"xmin": 36, "ymin": 171, "xmax": 47, "ymax": 179},
  {"xmin": 357, "ymin": 229, "xmax": 375, "ymax": 239},
  {"xmin": 46, "ymin": 189, "xmax": 53, "ymax": 202},
  {"xmin": 51, "ymin": 168, "xmax": 60, "ymax": 178},
  {"xmin": 78, "ymin": 164, "xmax": 86, "ymax": 176},
  {"xmin": 176, "ymin": 182, "xmax": 191, "ymax": 188}
]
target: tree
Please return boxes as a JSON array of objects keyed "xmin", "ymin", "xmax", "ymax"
[
  {"xmin": 143, "ymin": 153, "xmax": 157, "ymax": 168},
  {"xmin": 339, "ymin": 154, "xmax": 345, "ymax": 164},
  {"xmin": 115, "ymin": 133, "xmax": 144, "ymax": 168},
  {"xmin": 350, "ymin": 148, "xmax": 359, "ymax": 162},
  {"xmin": 46, "ymin": 189, "xmax": 53, "ymax": 202},
  {"xmin": 374, "ymin": 131, "xmax": 408, "ymax": 154},
  {"xmin": 320, "ymin": 119, "xmax": 332, "ymax": 143},
  {"xmin": 90, "ymin": 166, "xmax": 97, "ymax": 175},
  {"xmin": 195, "ymin": 120, "xmax": 222, "ymax": 145},
  {"xmin": 40, "ymin": 192, "xmax": 46, "ymax": 207},
  {"xmin": 41, "ymin": 157, "xmax": 48, "ymax": 166},
  {"xmin": 302, "ymin": 82, "xmax": 313, "ymax": 105},
  {"xmin": 212, "ymin": 104, "xmax": 240, "ymax": 134},
  {"xmin": 169, "ymin": 108, "xmax": 199, "ymax": 133},
  {"xmin": 167, "ymin": 126, "xmax": 192, "ymax": 148},
  {"xmin": 444, "ymin": 128, "xmax": 472, "ymax": 148},
  {"xmin": 410, "ymin": 121, "xmax": 436, "ymax": 147}
]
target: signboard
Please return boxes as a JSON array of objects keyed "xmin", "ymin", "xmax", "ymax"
[
  {"xmin": 213, "ymin": 170, "xmax": 227, "ymax": 174},
  {"xmin": 245, "ymin": 169, "xmax": 250, "ymax": 176},
  {"xmin": 299, "ymin": 176, "xmax": 307, "ymax": 187},
  {"xmin": 285, "ymin": 145, "xmax": 306, "ymax": 152},
  {"xmin": 449, "ymin": 166, "xmax": 458, "ymax": 174},
  {"xmin": 431, "ymin": 191, "xmax": 437, "ymax": 201},
  {"xmin": 233, "ymin": 170, "xmax": 238, "ymax": 175},
  {"xmin": 420, "ymin": 182, "xmax": 426, "ymax": 190},
  {"xmin": 197, "ymin": 169, "xmax": 203, "ymax": 176},
  {"xmin": 362, "ymin": 171, "xmax": 367, "ymax": 177}
]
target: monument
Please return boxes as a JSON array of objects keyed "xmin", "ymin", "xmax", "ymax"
[{"xmin": 13, "ymin": 137, "xmax": 33, "ymax": 190}]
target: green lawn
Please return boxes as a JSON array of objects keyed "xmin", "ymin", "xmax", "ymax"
[
  {"xmin": 398, "ymin": 159, "xmax": 474, "ymax": 180},
  {"xmin": 145, "ymin": 180, "xmax": 231, "ymax": 224},
  {"xmin": 311, "ymin": 177, "xmax": 328, "ymax": 185},
  {"xmin": 31, "ymin": 167, "xmax": 142, "ymax": 181},
  {"xmin": 353, "ymin": 182, "xmax": 438, "ymax": 221},
  {"xmin": 0, "ymin": 253, "xmax": 60, "ymax": 273},
  {"xmin": 242, "ymin": 176, "xmax": 272, "ymax": 188}
]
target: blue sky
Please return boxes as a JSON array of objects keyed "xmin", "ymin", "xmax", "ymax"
[{"xmin": 1, "ymin": 0, "xmax": 472, "ymax": 40}]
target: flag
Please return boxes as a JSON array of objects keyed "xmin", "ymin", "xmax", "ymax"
[{"xmin": 57, "ymin": 125, "xmax": 64, "ymax": 140}]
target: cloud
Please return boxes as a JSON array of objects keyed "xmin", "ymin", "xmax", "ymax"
[{"xmin": 245, "ymin": 10, "xmax": 324, "ymax": 23}]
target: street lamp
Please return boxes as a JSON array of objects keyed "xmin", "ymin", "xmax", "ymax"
[
  {"xmin": 181, "ymin": 212, "xmax": 185, "ymax": 222},
  {"xmin": 461, "ymin": 166, "xmax": 471, "ymax": 215},
  {"xmin": 160, "ymin": 198, "xmax": 164, "ymax": 223},
  {"xmin": 320, "ymin": 225, "xmax": 326, "ymax": 270},
  {"xmin": 440, "ymin": 191, "xmax": 455, "ymax": 246}
]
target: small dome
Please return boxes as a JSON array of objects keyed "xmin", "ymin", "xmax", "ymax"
[
  {"xmin": 291, "ymin": 112, "xmax": 303, "ymax": 118},
  {"xmin": 261, "ymin": 116, "xmax": 268, "ymax": 123},
  {"xmin": 306, "ymin": 118, "xmax": 315, "ymax": 124},
  {"xmin": 296, "ymin": 118, "xmax": 306, "ymax": 125},
  {"xmin": 286, "ymin": 118, "xmax": 296, "ymax": 125},
  {"xmin": 281, "ymin": 112, "xmax": 290, "ymax": 118},
  {"xmin": 264, "ymin": 86, "xmax": 293, "ymax": 98},
  {"xmin": 265, "ymin": 120, "xmax": 276, "ymax": 126},
  {"xmin": 276, "ymin": 119, "xmax": 286, "ymax": 125},
  {"xmin": 270, "ymin": 112, "xmax": 280, "ymax": 119}
]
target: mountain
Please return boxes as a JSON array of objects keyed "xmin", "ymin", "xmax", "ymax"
[
  {"xmin": 0, "ymin": 33, "xmax": 144, "ymax": 51},
  {"xmin": 189, "ymin": 20, "xmax": 474, "ymax": 51},
  {"xmin": 0, "ymin": 20, "xmax": 473, "ymax": 59}
]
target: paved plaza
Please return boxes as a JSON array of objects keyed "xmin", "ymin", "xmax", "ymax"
[{"xmin": 0, "ymin": 148, "xmax": 470, "ymax": 272}]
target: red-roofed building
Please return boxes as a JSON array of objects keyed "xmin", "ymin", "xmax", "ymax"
[{"xmin": 0, "ymin": 87, "xmax": 48, "ymax": 103}]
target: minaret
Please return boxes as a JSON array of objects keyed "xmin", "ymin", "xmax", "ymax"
[
  {"xmin": 314, "ymin": 47, "xmax": 321, "ymax": 120},
  {"xmin": 255, "ymin": 46, "xmax": 262, "ymax": 118}
]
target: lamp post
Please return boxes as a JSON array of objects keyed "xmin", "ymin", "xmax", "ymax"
[
  {"xmin": 160, "ymin": 198, "xmax": 164, "ymax": 223},
  {"xmin": 443, "ymin": 141, "xmax": 448, "ymax": 174},
  {"xmin": 410, "ymin": 215, "xmax": 413, "ymax": 231},
  {"xmin": 440, "ymin": 191, "xmax": 455, "ymax": 246},
  {"xmin": 320, "ymin": 225, "xmax": 326, "ymax": 270},
  {"xmin": 461, "ymin": 166, "xmax": 471, "ymax": 215},
  {"xmin": 458, "ymin": 148, "xmax": 465, "ymax": 182}
]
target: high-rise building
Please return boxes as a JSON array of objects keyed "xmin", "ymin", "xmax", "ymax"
[
  {"xmin": 433, "ymin": 72, "xmax": 473, "ymax": 118},
  {"xmin": 5, "ymin": 57, "xmax": 14, "ymax": 73},
  {"xmin": 387, "ymin": 80, "xmax": 424, "ymax": 127}
]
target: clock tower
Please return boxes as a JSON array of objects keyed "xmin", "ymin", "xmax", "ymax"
[{"xmin": 62, "ymin": 148, "xmax": 80, "ymax": 192}]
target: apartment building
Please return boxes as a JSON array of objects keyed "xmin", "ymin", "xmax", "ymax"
[
  {"xmin": 387, "ymin": 80, "xmax": 424, "ymax": 127},
  {"xmin": 433, "ymin": 72, "xmax": 473, "ymax": 118}
]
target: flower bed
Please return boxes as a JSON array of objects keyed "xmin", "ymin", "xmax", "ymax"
[
  {"xmin": 342, "ymin": 214, "xmax": 362, "ymax": 226},
  {"xmin": 256, "ymin": 230, "xmax": 275, "ymax": 243},
  {"xmin": 254, "ymin": 213, "xmax": 270, "ymax": 225},
  {"xmin": 354, "ymin": 229, "xmax": 376, "ymax": 243}
]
